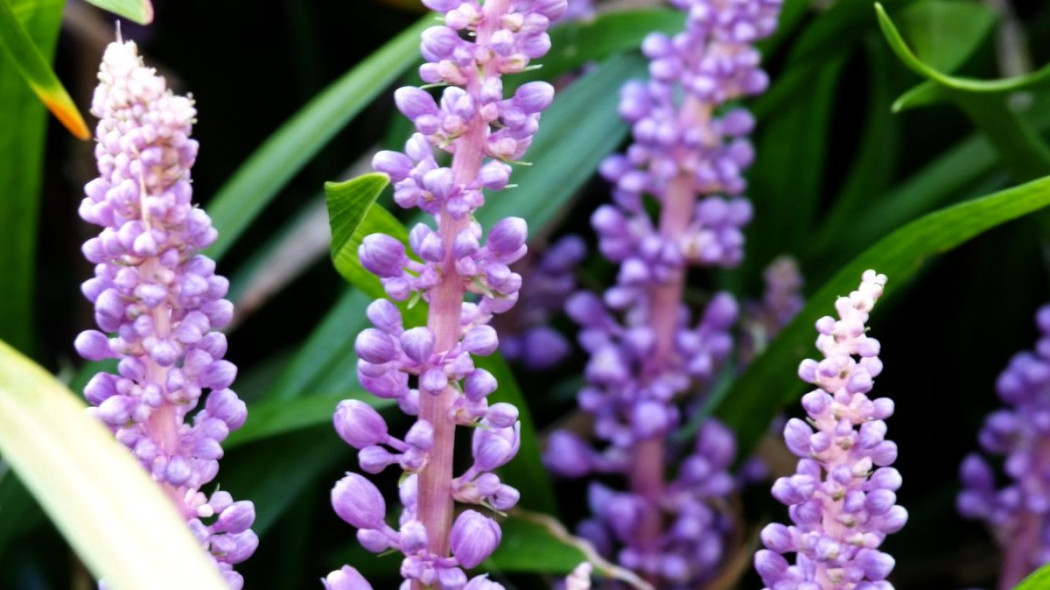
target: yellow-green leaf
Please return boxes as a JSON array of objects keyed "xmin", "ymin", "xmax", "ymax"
[{"xmin": 0, "ymin": 341, "xmax": 228, "ymax": 590}]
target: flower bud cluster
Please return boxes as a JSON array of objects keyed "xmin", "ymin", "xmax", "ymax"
[
  {"xmin": 330, "ymin": 1, "xmax": 565, "ymax": 587},
  {"xmin": 958, "ymin": 304, "xmax": 1050, "ymax": 585},
  {"xmin": 545, "ymin": 0, "xmax": 780, "ymax": 585},
  {"xmin": 756, "ymin": 270, "xmax": 908, "ymax": 590},
  {"xmin": 596, "ymin": 0, "xmax": 780, "ymax": 271},
  {"xmin": 499, "ymin": 235, "xmax": 587, "ymax": 370},
  {"xmin": 740, "ymin": 256, "xmax": 805, "ymax": 365},
  {"xmin": 75, "ymin": 41, "xmax": 255, "ymax": 588}
]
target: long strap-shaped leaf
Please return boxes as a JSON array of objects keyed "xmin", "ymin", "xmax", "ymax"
[
  {"xmin": 716, "ymin": 174, "xmax": 1050, "ymax": 456},
  {"xmin": 0, "ymin": 341, "xmax": 228, "ymax": 590},
  {"xmin": 204, "ymin": 15, "xmax": 431, "ymax": 260},
  {"xmin": 0, "ymin": 0, "xmax": 88, "ymax": 139}
]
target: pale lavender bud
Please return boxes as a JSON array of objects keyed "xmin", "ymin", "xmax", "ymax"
[
  {"xmin": 360, "ymin": 234, "xmax": 407, "ymax": 278},
  {"xmin": 332, "ymin": 472, "xmax": 387, "ymax": 529},
  {"xmin": 451, "ymin": 510, "xmax": 501, "ymax": 568},
  {"xmin": 334, "ymin": 400, "xmax": 389, "ymax": 449},
  {"xmin": 323, "ymin": 566, "xmax": 374, "ymax": 590}
]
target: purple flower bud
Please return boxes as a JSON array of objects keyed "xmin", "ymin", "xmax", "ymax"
[
  {"xmin": 373, "ymin": 151, "xmax": 414, "ymax": 180},
  {"xmin": 360, "ymin": 234, "xmax": 407, "ymax": 278},
  {"xmin": 464, "ymin": 369, "xmax": 498, "ymax": 401},
  {"xmin": 450, "ymin": 510, "xmax": 501, "ymax": 568},
  {"xmin": 485, "ymin": 403, "xmax": 518, "ymax": 428},
  {"xmin": 487, "ymin": 217, "xmax": 528, "ymax": 256},
  {"xmin": 75, "ymin": 330, "xmax": 114, "ymax": 361},
  {"xmin": 543, "ymin": 431, "xmax": 593, "ymax": 478},
  {"xmin": 462, "ymin": 325, "xmax": 499, "ymax": 356},
  {"xmin": 406, "ymin": 420, "xmax": 435, "ymax": 451},
  {"xmin": 334, "ymin": 400, "xmax": 389, "ymax": 449},
  {"xmin": 323, "ymin": 566, "xmax": 374, "ymax": 590},
  {"xmin": 216, "ymin": 501, "xmax": 256, "ymax": 534},
  {"xmin": 400, "ymin": 519, "xmax": 429, "ymax": 554},
  {"xmin": 512, "ymin": 82, "xmax": 554, "ymax": 113},
  {"xmin": 471, "ymin": 422, "xmax": 520, "ymax": 471},
  {"xmin": 401, "ymin": 328, "xmax": 436, "ymax": 364},
  {"xmin": 356, "ymin": 328, "xmax": 400, "ymax": 364},
  {"xmin": 332, "ymin": 472, "xmax": 386, "ymax": 530}
]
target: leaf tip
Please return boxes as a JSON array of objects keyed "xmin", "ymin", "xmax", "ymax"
[{"xmin": 41, "ymin": 94, "xmax": 91, "ymax": 140}]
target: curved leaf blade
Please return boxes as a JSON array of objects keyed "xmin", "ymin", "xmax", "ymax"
[
  {"xmin": 0, "ymin": 341, "xmax": 228, "ymax": 590},
  {"xmin": 0, "ymin": 0, "xmax": 88, "ymax": 139},
  {"xmin": 875, "ymin": 2, "xmax": 1050, "ymax": 95},
  {"xmin": 326, "ymin": 172, "xmax": 391, "ymax": 281},
  {"xmin": 204, "ymin": 15, "xmax": 430, "ymax": 260},
  {"xmin": 81, "ymin": 0, "xmax": 153, "ymax": 24},
  {"xmin": 1015, "ymin": 562, "xmax": 1050, "ymax": 590},
  {"xmin": 717, "ymin": 174, "xmax": 1050, "ymax": 455}
]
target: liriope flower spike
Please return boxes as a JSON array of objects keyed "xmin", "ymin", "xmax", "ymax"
[
  {"xmin": 755, "ymin": 270, "xmax": 907, "ymax": 590},
  {"xmin": 545, "ymin": 0, "xmax": 781, "ymax": 585},
  {"xmin": 328, "ymin": 1, "xmax": 566, "ymax": 588},
  {"xmin": 75, "ymin": 40, "xmax": 256, "ymax": 588},
  {"xmin": 958, "ymin": 304, "xmax": 1050, "ymax": 588}
]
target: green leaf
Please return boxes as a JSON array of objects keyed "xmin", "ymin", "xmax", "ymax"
[
  {"xmin": 81, "ymin": 0, "xmax": 153, "ymax": 24},
  {"xmin": 489, "ymin": 516, "xmax": 587, "ymax": 574},
  {"xmin": 895, "ymin": 0, "xmax": 997, "ymax": 73},
  {"xmin": 509, "ymin": 9, "xmax": 681, "ymax": 91},
  {"xmin": 0, "ymin": 341, "xmax": 228, "ymax": 590},
  {"xmin": 0, "ymin": 0, "xmax": 89, "ymax": 139},
  {"xmin": 475, "ymin": 355, "xmax": 558, "ymax": 514},
  {"xmin": 875, "ymin": 2, "xmax": 1050, "ymax": 95},
  {"xmin": 225, "ymin": 391, "xmax": 390, "ymax": 449},
  {"xmin": 0, "ymin": 0, "xmax": 65, "ymax": 355},
  {"xmin": 326, "ymin": 173, "xmax": 392, "ymax": 281},
  {"xmin": 478, "ymin": 52, "xmax": 647, "ymax": 230},
  {"xmin": 717, "ymin": 174, "xmax": 1050, "ymax": 456},
  {"xmin": 204, "ymin": 14, "xmax": 431, "ymax": 260},
  {"xmin": 1014, "ymin": 562, "xmax": 1050, "ymax": 590}
]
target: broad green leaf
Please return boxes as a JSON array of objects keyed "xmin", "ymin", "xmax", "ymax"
[
  {"xmin": 81, "ymin": 0, "xmax": 153, "ymax": 24},
  {"xmin": 895, "ymin": 0, "xmax": 997, "ymax": 73},
  {"xmin": 0, "ymin": 0, "xmax": 89, "ymax": 139},
  {"xmin": 475, "ymin": 355, "xmax": 558, "ymax": 514},
  {"xmin": 0, "ymin": 0, "xmax": 63, "ymax": 354},
  {"xmin": 1014, "ymin": 562, "xmax": 1050, "ymax": 590},
  {"xmin": 0, "ymin": 341, "xmax": 228, "ymax": 590},
  {"xmin": 717, "ymin": 174, "xmax": 1050, "ymax": 456},
  {"xmin": 477, "ymin": 53, "xmax": 646, "ymax": 230},
  {"xmin": 874, "ymin": 3, "xmax": 1050, "ymax": 95},
  {"xmin": 204, "ymin": 15, "xmax": 431, "ymax": 260}
]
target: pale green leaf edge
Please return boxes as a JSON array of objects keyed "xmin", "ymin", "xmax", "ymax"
[
  {"xmin": 81, "ymin": 0, "xmax": 153, "ymax": 24},
  {"xmin": 0, "ymin": 341, "xmax": 227, "ymax": 590}
]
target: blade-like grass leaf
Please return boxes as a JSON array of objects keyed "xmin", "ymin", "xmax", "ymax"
[
  {"xmin": 0, "ymin": 0, "xmax": 88, "ymax": 139},
  {"xmin": 717, "ymin": 174, "xmax": 1050, "ymax": 455},
  {"xmin": 204, "ymin": 15, "xmax": 430, "ymax": 260},
  {"xmin": 0, "ymin": 341, "xmax": 228, "ymax": 590}
]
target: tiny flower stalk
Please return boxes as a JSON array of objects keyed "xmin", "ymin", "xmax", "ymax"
[
  {"xmin": 755, "ymin": 271, "xmax": 907, "ymax": 590},
  {"xmin": 959, "ymin": 304, "xmax": 1050, "ymax": 589},
  {"xmin": 76, "ymin": 41, "xmax": 255, "ymax": 588},
  {"xmin": 330, "ymin": 0, "xmax": 566, "ymax": 588}
]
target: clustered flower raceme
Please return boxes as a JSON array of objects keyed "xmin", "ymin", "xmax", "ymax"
[
  {"xmin": 755, "ymin": 270, "xmax": 908, "ymax": 590},
  {"xmin": 596, "ymin": 0, "xmax": 781, "ymax": 272},
  {"xmin": 74, "ymin": 41, "xmax": 256, "ymax": 589},
  {"xmin": 740, "ymin": 256, "xmax": 805, "ymax": 366},
  {"xmin": 498, "ymin": 234, "xmax": 587, "ymax": 370},
  {"xmin": 544, "ymin": 0, "xmax": 780, "ymax": 586},
  {"xmin": 327, "ymin": 0, "xmax": 566, "ymax": 588},
  {"xmin": 958, "ymin": 304, "xmax": 1050, "ymax": 588}
]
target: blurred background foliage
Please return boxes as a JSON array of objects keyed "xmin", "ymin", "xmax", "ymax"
[{"xmin": 5, "ymin": 0, "xmax": 1050, "ymax": 588}]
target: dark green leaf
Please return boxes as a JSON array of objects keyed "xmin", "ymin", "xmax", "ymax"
[
  {"xmin": 488, "ymin": 516, "xmax": 586, "ymax": 574},
  {"xmin": 326, "ymin": 172, "xmax": 392, "ymax": 284},
  {"xmin": 718, "ymin": 174, "xmax": 1050, "ymax": 456},
  {"xmin": 0, "ymin": 0, "xmax": 64, "ymax": 354},
  {"xmin": 204, "ymin": 15, "xmax": 431, "ymax": 260},
  {"xmin": 81, "ymin": 0, "xmax": 153, "ymax": 24}
]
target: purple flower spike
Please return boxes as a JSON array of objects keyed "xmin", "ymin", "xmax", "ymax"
[
  {"xmin": 333, "ymin": 0, "xmax": 564, "ymax": 585},
  {"xmin": 78, "ymin": 41, "xmax": 254, "ymax": 588},
  {"xmin": 756, "ymin": 270, "xmax": 906, "ymax": 590},
  {"xmin": 959, "ymin": 302, "xmax": 1050, "ymax": 588}
]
